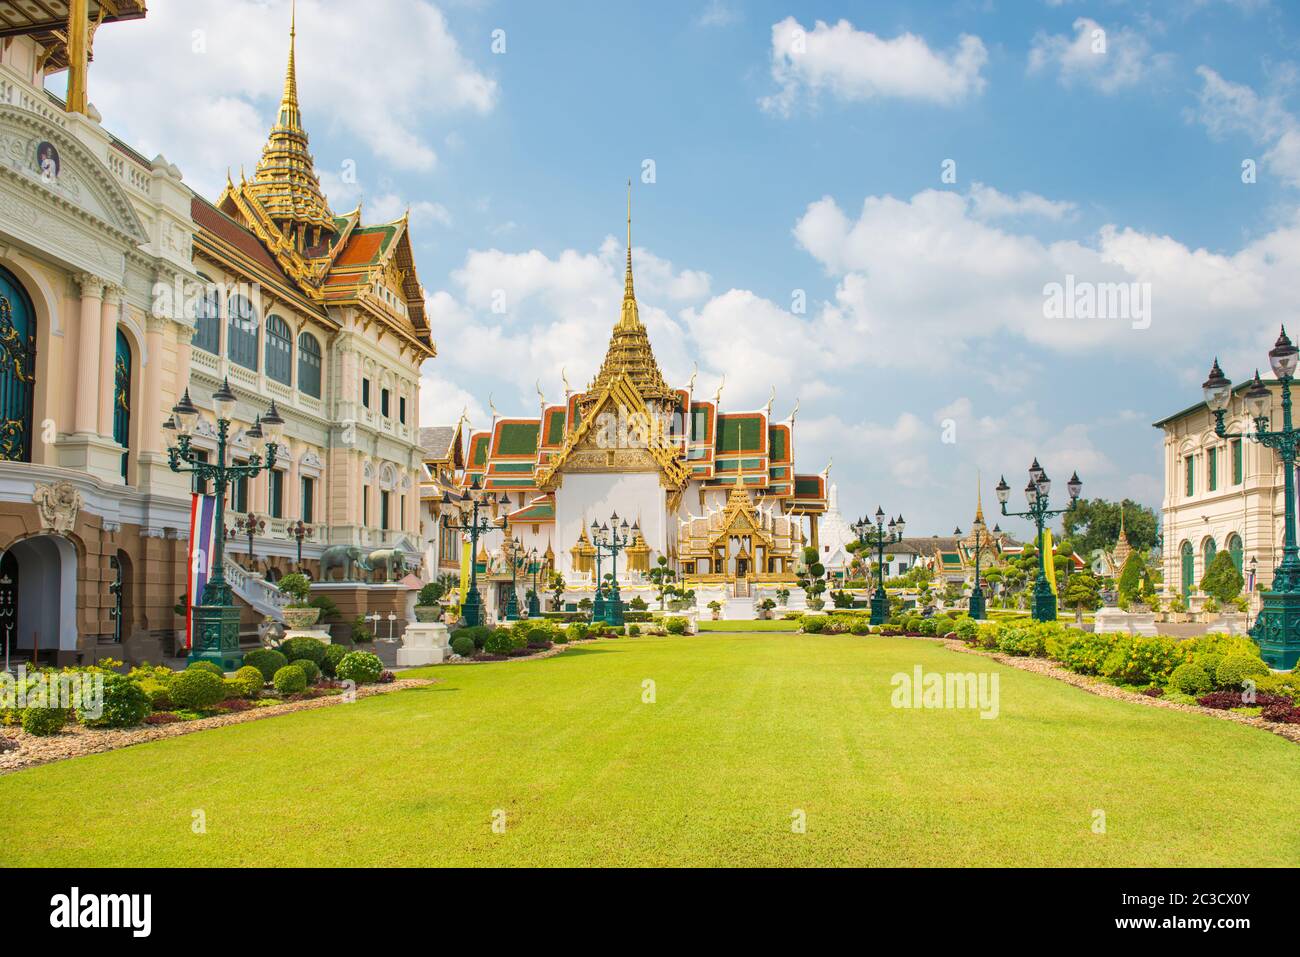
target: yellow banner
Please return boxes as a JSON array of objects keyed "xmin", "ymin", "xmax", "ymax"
[
  {"xmin": 1042, "ymin": 528, "xmax": 1058, "ymax": 595},
  {"xmin": 459, "ymin": 539, "xmax": 471, "ymax": 602}
]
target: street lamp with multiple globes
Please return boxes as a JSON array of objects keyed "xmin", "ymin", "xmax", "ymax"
[
  {"xmin": 526, "ymin": 546, "xmax": 542, "ymax": 618},
  {"xmin": 440, "ymin": 474, "xmax": 501, "ymax": 627},
  {"xmin": 850, "ymin": 507, "xmax": 905, "ymax": 625},
  {"xmin": 165, "ymin": 377, "xmax": 283, "ymax": 668},
  {"xmin": 592, "ymin": 513, "xmax": 632, "ymax": 626},
  {"xmin": 287, "ymin": 519, "xmax": 312, "ymax": 573},
  {"xmin": 500, "ymin": 518, "xmax": 523, "ymax": 621},
  {"xmin": 1202, "ymin": 328, "xmax": 1300, "ymax": 668},
  {"xmin": 968, "ymin": 514, "xmax": 988, "ymax": 621},
  {"xmin": 995, "ymin": 460, "xmax": 1081, "ymax": 622},
  {"xmin": 233, "ymin": 511, "xmax": 265, "ymax": 568}
]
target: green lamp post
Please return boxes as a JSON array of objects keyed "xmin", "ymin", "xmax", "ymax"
[
  {"xmin": 594, "ymin": 513, "xmax": 631, "ymax": 626},
  {"xmin": 589, "ymin": 518, "xmax": 607, "ymax": 623},
  {"xmin": 501, "ymin": 520, "xmax": 522, "ymax": 621},
  {"xmin": 165, "ymin": 378, "xmax": 283, "ymax": 670},
  {"xmin": 995, "ymin": 460, "xmax": 1081, "ymax": 622},
  {"xmin": 851, "ymin": 507, "xmax": 905, "ymax": 625},
  {"xmin": 526, "ymin": 546, "xmax": 542, "ymax": 618},
  {"xmin": 440, "ymin": 475, "xmax": 501, "ymax": 627},
  {"xmin": 1203, "ymin": 331, "xmax": 1300, "ymax": 669}
]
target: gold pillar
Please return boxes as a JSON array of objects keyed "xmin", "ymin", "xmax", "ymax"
[
  {"xmin": 65, "ymin": 0, "xmax": 90, "ymax": 116},
  {"xmin": 74, "ymin": 274, "xmax": 104, "ymax": 434}
]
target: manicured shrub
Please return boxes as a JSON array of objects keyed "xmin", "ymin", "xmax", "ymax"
[
  {"xmin": 450, "ymin": 626, "xmax": 490, "ymax": 650},
  {"xmin": 566, "ymin": 622, "xmax": 588, "ymax": 642},
  {"xmin": 273, "ymin": 664, "xmax": 308, "ymax": 695},
  {"xmin": 526, "ymin": 626, "xmax": 552, "ymax": 647},
  {"xmin": 1055, "ymin": 631, "xmax": 1111, "ymax": 675},
  {"xmin": 1168, "ymin": 662, "xmax": 1212, "ymax": 696},
  {"xmin": 1216, "ymin": 653, "xmax": 1270, "ymax": 689},
  {"xmin": 280, "ymin": 636, "xmax": 327, "ymax": 665},
  {"xmin": 1099, "ymin": 635, "xmax": 1180, "ymax": 685},
  {"xmin": 244, "ymin": 648, "xmax": 289, "ymax": 683},
  {"xmin": 802, "ymin": 616, "xmax": 826, "ymax": 634},
  {"xmin": 627, "ymin": 624, "xmax": 641, "ymax": 637},
  {"xmin": 485, "ymin": 629, "xmax": 516, "ymax": 655},
  {"xmin": 918, "ymin": 618, "xmax": 937, "ymax": 637},
  {"xmin": 21, "ymin": 706, "xmax": 68, "ymax": 736},
  {"xmin": 336, "ymin": 651, "xmax": 384, "ymax": 685},
  {"xmin": 133, "ymin": 676, "xmax": 173, "ymax": 710},
  {"xmin": 168, "ymin": 668, "xmax": 226, "ymax": 710},
  {"xmin": 321, "ymin": 644, "xmax": 349, "ymax": 678},
  {"xmin": 451, "ymin": 635, "xmax": 475, "ymax": 657},
  {"xmin": 229, "ymin": 666, "xmax": 265, "ymax": 698},
  {"xmin": 995, "ymin": 627, "xmax": 1046, "ymax": 658},
  {"xmin": 187, "ymin": 660, "xmax": 225, "ymax": 678},
  {"xmin": 954, "ymin": 617, "xmax": 979, "ymax": 642},
  {"xmin": 1252, "ymin": 671, "xmax": 1300, "ymax": 705},
  {"xmin": 664, "ymin": 617, "xmax": 688, "ymax": 635},
  {"xmin": 291, "ymin": 659, "xmax": 321, "ymax": 685},
  {"xmin": 1261, "ymin": 703, "xmax": 1300, "ymax": 724},
  {"xmin": 850, "ymin": 619, "xmax": 871, "ymax": 635}
]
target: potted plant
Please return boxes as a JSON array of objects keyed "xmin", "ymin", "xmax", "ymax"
[
  {"xmin": 758, "ymin": 597, "xmax": 776, "ymax": 620},
  {"xmin": 775, "ymin": 587, "xmax": 790, "ymax": 608},
  {"xmin": 707, "ymin": 600, "xmax": 722, "ymax": 620},
  {"xmin": 414, "ymin": 581, "xmax": 445, "ymax": 622},
  {"xmin": 277, "ymin": 572, "xmax": 320, "ymax": 629}
]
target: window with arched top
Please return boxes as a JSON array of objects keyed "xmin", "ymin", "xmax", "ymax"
[
  {"xmin": 1204, "ymin": 537, "xmax": 1217, "ymax": 568},
  {"xmin": 193, "ymin": 275, "xmax": 220, "ymax": 355},
  {"xmin": 297, "ymin": 332, "xmax": 321, "ymax": 398},
  {"xmin": 1180, "ymin": 541, "xmax": 1194, "ymax": 598},
  {"xmin": 227, "ymin": 295, "xmax": 258, "ymax": 370},
  {"xmin": 1227, "ymin": 533, "xmax": 1243, "ymax": 574},
  {"xmin": 265, "ymin": 314, "xmax": 292, "ymax": 385}
]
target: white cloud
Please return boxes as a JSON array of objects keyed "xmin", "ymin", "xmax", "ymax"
[
  {"xmin": 760, "ymin": 17, "xmax": 987, "ymax": 116},
  {"xmin": 84, "ymin": 0, "xmax": 496, "ymax": 198},
  {"xmin": 367, "ymin": 195, "xmax": 453, "ymax": 228},
  {"xmin": 697, "ymin": 1, "xmax": 741, "ymax": 28},
  {"xmin": 1191, "ymin": 66, "xmax": 1300, "ymax": 187},
  {"xmin": 1027, "ymin": 17, "xmax": 1168, "ymax": 93},
  {"xmin": 968, "ymin": 182, "xmax": 1077, "ymax": 222}
]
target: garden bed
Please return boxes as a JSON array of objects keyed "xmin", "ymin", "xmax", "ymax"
[{"xmin": 0, "ymin": 677, "xmax": 436, "ymax": 774}]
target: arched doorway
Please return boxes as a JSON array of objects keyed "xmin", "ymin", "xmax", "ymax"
[
  {"xmin": 7, "ymin": 535, "xmax": 77, "ymax": 662},
  {"xmin": 113, "ymin": 329, "xmax": 131, "ymax": 479},
  {"xmin": 1227, "ymin": 534, "xmax": 1243, "ymax": 574},
  {"xmin": 108, "ymin": 550, "xmax": 133, "ymax": 644},
  {"xmin": 1180, "ymin": 541, "xmax": 1194, "ymax": 598},
  {"xmin": 0, "ymin": 265, "xmax": 36, "ymax": 463}
]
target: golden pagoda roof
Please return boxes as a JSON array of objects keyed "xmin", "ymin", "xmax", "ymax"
[
  {"xmin": 243, "ymin": 1, "xmax": 336, "ymax": 239},
  {"xmin": 584, "ymin": 183, "xmax": 675, "ymax": 407}
]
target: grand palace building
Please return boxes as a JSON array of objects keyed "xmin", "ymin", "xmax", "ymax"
[
  {"xmin": 0, "ymin": 4, "xmax": 432, "ymax": 662},
  {"xmin": 457, "ymin": 196, "xmax": 829, "ymax": 619}
]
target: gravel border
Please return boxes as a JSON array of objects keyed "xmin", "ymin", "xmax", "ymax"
[
  {"xmin": 928, "ymin": 635, "xmax": 1300, "ymax": 745},
  {"xmin": 0, "ymin": 678, "xmax": 437, "ymax": 774}
]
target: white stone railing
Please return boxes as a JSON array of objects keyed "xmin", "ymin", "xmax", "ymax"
[{"xmin": 223, "ymin": 556, "xmax": 288, "ymax": 621}]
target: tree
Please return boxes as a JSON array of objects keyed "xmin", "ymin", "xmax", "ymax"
[
  {"xmin": 797, "ymin": 545, "xmax": 827, "ymax": 605},
  {"xmin": 648, "ymin": 556, "xmax": 676, "ymax": 610},
  {"xmin": 1200, "ymin": 551, "xmax": 1244, "ymax": 603},
  {"xmin": 1063, "ymin": 572, "xmax": 1102, "ymax": 614},
  {"xmin": 1117, "ymin": 551, "xmax": 1147, "ymax": 604},
  {"xmin": 1061, "ymin": 498, "xmax": 1159, "ymax": 556},
  {"xmin": 549, "ymin": 572, "xmax": 566, "ymax": 610}
]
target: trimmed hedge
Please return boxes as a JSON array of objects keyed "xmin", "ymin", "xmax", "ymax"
[
  {"xmin": 451, "ymin": 635, "xmax": 475, "ymax": 657},
  {"xmin": 336, "ymin": 651, "xmax": 384, "ymax": 685},
  {"xmin": 187, "ymin": 660, "xmax": 225, "ymax": 678},
  {"xmin": 169, "ymin": 669, "xmax": 226, "ymax": 710},
  {"xmin": 280, "ymin": 636, "xmax": 327, "ymax": 665},
  {"xmin": 78, "ymin": 673, "xmax": 151, "ymax": 729},
  {"xmin": 244, "ymin": 648, "xmax": 289, "ymax": 682},
  {"xmin": 291, "ymin": 658, "xmax": 321, "ymax": 685},
  {"xmin": 273, "ymin": 664, "xmax": 308, "ymax": 695},
  {"xmin": 321, "ymin": 644, "xmax": 349, "ymax": 678}
]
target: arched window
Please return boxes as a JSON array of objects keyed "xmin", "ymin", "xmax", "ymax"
[
  {"xmin": 265, "ymin": 314, "xmax": 292, "ymax": 385},
  {"xmin": 193, "ymin": 275, "xmax": 220, "ymax": 354},
  {"xmin": 1180, "ymin": 541, "xmax": 1194, "ymax": 598},
  {"xmin": 227, "ymin": 294, "xmax": 258, "ymax": 370},
  {"xmin": 297, "ymin": 331, "xmax": 321, "ymax": 398},
  {"xmin": 0, "ymin": 264, "xmax": 36, "ymax": 463},
  {"xmin": 114, "ymin": 329, "xmax": 131, "ymax": 479},
  {"xmin": 1228, "ymin": 534, "xmax": 1244, "ymax": 574},
  {"xmin": 1204, "ymin": 537, "xmax": 1217, "ymax": 570}
]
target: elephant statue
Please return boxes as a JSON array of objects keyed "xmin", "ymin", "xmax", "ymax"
[
  {"xmin": 366, "ymin": 548, "xmax": 411, "ymax": 583},
  {"xmin": 320, "ymin": 545, "xmax": 368, "ymax": 582}
]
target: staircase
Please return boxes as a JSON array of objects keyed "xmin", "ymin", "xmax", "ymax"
[{"xmin": 222, "ymin": 557, "xmax": 288, "ymax": 623}]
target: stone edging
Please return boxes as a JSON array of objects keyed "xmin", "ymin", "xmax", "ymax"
[
  {"xmin": 928, "ymin": 636, "xmax": 1300, "ymax": 746},
  {"xmin": 0, "ymin": 678, "xmax": 438, "ymax": 774}
]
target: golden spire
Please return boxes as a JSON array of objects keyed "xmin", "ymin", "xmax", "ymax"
[
  {"xmin": 245, "ymin": 0, "xmax": 336, "ymax": 247},
  {"xmin": 619, "ymin": 179, "xmax": 640, "ymax": 330},
  {"xmin": 973, "ymin": 471, "xmax": 986, "ymax": 527}
]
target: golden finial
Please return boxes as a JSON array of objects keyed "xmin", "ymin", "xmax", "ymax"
[
  {"xmin": 974, "ymin": 470, "xmax": 986, "ymax": 527},
  {"xmin": 536, "ymin": 379, "xmax": 546, "ymax": 411},
  {"xmin": 488, "ymin": 393, "xmax": 499, "ymax": 421},
  {"xmin": 788, "ymin": 398, "xmax": 800, "ymax": 423},
  {"xmin": 765, "ymin": 386, "xmax": 776, "ymax": 418},
  {"xmin": 617, "ymin": 179, "xmax": 640, "ymax": 330},
  {"xmin": 713, "ymin": 374, "xmax": 725, "ymax": 407},
  {"xmin": 561, "ymin": 367, "xmax": 571, "ymax": 398},
  {"xmin": 687, "ymin": 362, "xmax": 698, "ymax": 392}
]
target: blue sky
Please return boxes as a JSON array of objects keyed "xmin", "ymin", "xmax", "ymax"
[{"xmin": 76, "ymin": 0, "xmax": 1300, "ymax": 540}]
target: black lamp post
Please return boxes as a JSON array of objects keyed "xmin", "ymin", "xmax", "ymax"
[
  {"xmin": 526, "ymin": 546, "xmax": 542, "ymax": 618},
  {"xmin": 995, "ymin": 461, "xmax": 1081, "ymax": 622},
  {"xmin": 165, "ymin": 378, "xmax": 283, "ymax": 668},
  {"xmin": 590, "ymin": 518, "xmax": 607, "ymax": 623},
  {"xmin": 288, "ymin": 520, "xmax": 311, "ymax": 573},
  {"xmin": 1202, "ymin": 331, "xmax": 1300, "ymax": 668},
  {"xmin": 235, "ymin": 511, "xmax": 265, "ymax": 569},
  {"xmin": 440, "ymin": 475, "xmax": 500, "ymax": 627},
  {"xmin": 851, "ymin": 507, "xmax": 905, "ymax": 625},
  {"xmin": 969, "ymin": 518, "xmax": 987, "ymax": 621}
]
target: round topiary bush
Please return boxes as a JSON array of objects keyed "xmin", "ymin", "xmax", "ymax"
[
  {"xmin": 243, "ymin": 648, "xmax": 289, "ymax": 683},
  {"xmin": 627, "ymin": 624, "xmax": 641, "ymax": 637},
  {"xmin": 484, "ymin": 629, "xmax": 515, "ymax": 655},
  {"xmin": 802, "ymin": 616, "xmax": 826, "ymax": 634},
  {"xmin": 1169, "ymin": 661, "xmax": 1212, "ymax": 696},
  {"xmin": 230, "ymin": 665, "xmax": 264, "ymax": 698},
  {"xmin": 280, "ymin": 636, "xmax": 327, "ymax": 665},
  {"xmin": 664, "ymin": 617, "xmax": 688, "ymax": 635},
  {"xmin": 451, "ymin": 635, "xmax": 475, "ymax": 657},
  {"xmin": 186, "ymin": 660, "xmax": 225, "ymax": 678},
  {"xmin": 566, "ymin": 622, "xmax": 588, "ymax": 642},
  {"xmin": 321, "ymin": 643, "xmax": 349, "ymax": 678},
  {"xmin": 1216, "ymin": 652, "xmax": 1270, "ymax": 689},
  {"xmin": 526, "ymin": 626, "xmax": 552, "ymax": 647},
  {"xmin": 168, "ymin": 668, "xmax": 226, "ymax": 710},
  {"xmin": 77, "ymin": 673, "xmax": 151, "ymax": 729},
  {"xmin": 336, "ymin": 651, "xmax": 384, "ymax": 685},
  {"xmin": 21, "ymin": 706, "xmax": 68, "ymax": 736},
  {"xmin": 273, "ymin": 664, "xmax": 308, "ymax": 695},
  {"xmin": 291, "ymin": 658, "xmax": 321, "ymax": 685},
  {"xmin": 850, "ymin": 619, "xmax": 871, "ymax": 635}
]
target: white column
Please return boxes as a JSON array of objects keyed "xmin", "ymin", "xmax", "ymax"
[
  {"xmin": 97, "ymin": 284, "xmax": 123, "ymax": 438},
  {"xmin": 73, "ymin": 274, "xmax": 104, "ymax": 434}
]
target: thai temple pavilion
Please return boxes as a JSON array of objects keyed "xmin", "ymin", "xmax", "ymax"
[{"xmin": 460, "ymin": 193, "xmax": 828, "ymax": 616}]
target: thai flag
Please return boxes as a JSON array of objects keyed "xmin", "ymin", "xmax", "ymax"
[{"xmin": 186, "ymin": 493, "xmax": 218, "ymax": 649}]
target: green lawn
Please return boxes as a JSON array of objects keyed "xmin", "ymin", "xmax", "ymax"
[
  {"xmin": 697, "ymin": 618, "xmax": 800, "ymax": 631},
  {"xmin": 1, "ymin": 634, "xmax": 1297, "ymax": 867}
]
